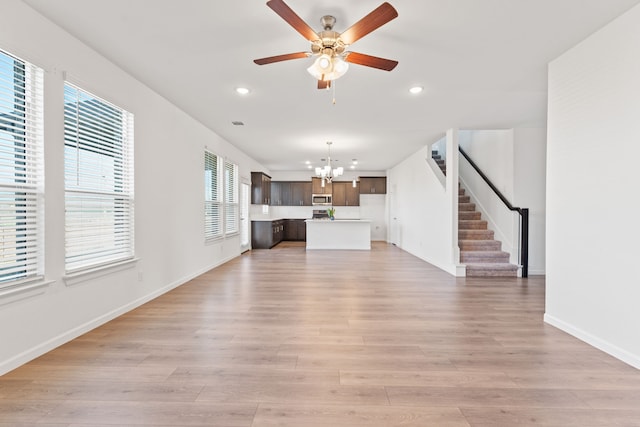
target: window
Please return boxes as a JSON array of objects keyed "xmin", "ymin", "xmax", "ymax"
[
  {"xmin": 0, "ymin": 49, "xmax": 44, "ymax": 288},
  {"xmin": 204, "ymin": 150, "xmax": 221, "ymax": 240},
  {"xmin": 64, "ymin": 82, "xmax": 134, "ymax": 272},
  {"xmin": 224, "ymin": 159, "xmax": 239, "ymax": 235},
  {"xmin": 204, "ymin": 150, "xmax": 239, "ymax": 240}
]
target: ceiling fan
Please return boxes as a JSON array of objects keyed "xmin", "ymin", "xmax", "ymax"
[{"xmin": 254, "ymin": 0, "xmax": 398, "ymax": 89}]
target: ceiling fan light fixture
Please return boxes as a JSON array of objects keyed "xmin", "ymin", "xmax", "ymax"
[
  {"xmin": 307, "ymin": 54, "xmax": 333, "ymax": 80},
  {"xmin": 307, "ymin": 54, "xmax": 349, "ymax": 82},
  {"xmin": 331, "ymin": 56, "xmax": 349, "ymax": 79}
]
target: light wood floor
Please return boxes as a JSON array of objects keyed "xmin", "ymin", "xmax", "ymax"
[{"xmin": 2, "ymin": 242, "xmax": 640, "ymax": 426}]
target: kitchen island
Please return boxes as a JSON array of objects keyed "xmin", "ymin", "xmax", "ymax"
[{"xmin": 305, "ymin": 219, "xmax": 371, "ymax": 250}]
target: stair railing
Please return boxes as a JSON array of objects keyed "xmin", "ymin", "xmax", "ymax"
[{"xmin": 458, "ymin": 147, "xmax": 529, "ymax": 277}]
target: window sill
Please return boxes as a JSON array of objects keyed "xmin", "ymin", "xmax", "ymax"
[
  {"xmin": 0, "ymin": 278, "xmax": 55, "ymax": 307},
  {"xmin": 64, "ymin": 257, "xmax": 140, "ymax": 287}
]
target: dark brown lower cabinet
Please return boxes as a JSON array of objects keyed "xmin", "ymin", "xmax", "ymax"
[
  {"xmin": 285, "ymin": 219, "xmax": 306, "ymax": 241},
  {"xmin": 251, "ymin": 220, "xmax": 284, "ymax": 249},
  {"xmin": 252, "ymin": 219, "xmax": 306, "ymax": 248}
]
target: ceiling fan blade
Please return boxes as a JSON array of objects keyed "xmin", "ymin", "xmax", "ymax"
[
  {"xmin": 317, "ymin": 80, "xmax": 332, "ymax": 90},
  {"xmin": 339, "ymin": 2, "xmax": 398, "ymax": 45},
  {"xmin": 254, "ymin": 52, "xmax": 310, "ymax": 65},
  {"xmin": 266, "ymin": 0, "xmax": 319, "ymax": 42},
  {"xmin": 344, "ymin": 52, "xmax": 398, "ymax": 71}
]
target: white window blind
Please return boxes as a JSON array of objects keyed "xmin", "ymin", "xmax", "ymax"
[
  {"xmin": 204, "ymin": 150, "xmax": 222, "ymax": 240},
  {"xmin": 0, "ymin": 49, "xmax": 44, "ymax": 288},
  {"xmin": 224, "ymin": 160, "xmax": 239, "ymax": 235},
  {"xmin": 64, "ymin": 82, "xmax": 134, "ymax": 272}
]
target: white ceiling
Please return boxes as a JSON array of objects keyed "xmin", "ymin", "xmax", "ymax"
[{"xmin": 23, "ymin": 0, "xmax": 640, "ymax": 171}]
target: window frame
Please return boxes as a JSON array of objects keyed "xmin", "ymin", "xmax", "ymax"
[
  {"xmin": 204, "ymin": 149, "xmax": 239, "ymax": 242},
  {"xmin": 0, "ymin": 48, "xmax": 44, "ymax": 290},
  {"xmin": 223, "ymin": 159, "xmax": 239, "ymax": 236},
  {"xmin": 63, "ymin": 81, "xmax": 134, "ymax": 274},
  {"xmin": 204, "ymin": 149, "xmax": 222, "ymax": 241}
]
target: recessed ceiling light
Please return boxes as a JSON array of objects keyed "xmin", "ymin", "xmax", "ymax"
[
  {"xmin": 235, "ymin": 87, "xmax": 250, "ymax": 95},
  {"xmin": 352, "ymin": 159, "xmax": 358, "ymax": 165},
  {"xmin": 409, "ymin": 86, "xmax": 423, "ymax": 94}
]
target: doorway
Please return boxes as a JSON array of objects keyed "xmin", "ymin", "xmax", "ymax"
[{"xmin": 240, "ymin": 182, "xmax": 250, "ymax": 252}]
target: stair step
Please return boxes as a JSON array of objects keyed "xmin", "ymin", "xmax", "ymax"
[
  {"xmin": 459, "ymin": 229, "xmax": 494, "ymax": 240},
  {"xmin": 465, "ymin": 263, "xmax": 518, "ymax": 277},
  {"xmin": 460, "ymin": 251, "xmax": 510, "ymax": 263},
  {"xmin": 459, "ymin": 239, "xmax": 502, "ymax": 251},
  {"xmin": 432, "ymin": 155, "xmax": 442, "ymax": 160},
  {"xmin": 458, "ymin": 202, "xmax": 476, "ymax": 211},
  {"xmin": 458, "ymin": 195, "xmax": 471, "ymax": 203},
  {"xmin": 459, "ymin": 188, "xmax": 466, "ymax": 196},
  {"xmin": 459, "ymin": 220, "xmax": 488, "ymax": 230},
  {"xmin": 459, "ymin": 211, "xmax": 481, "ymax": 220}
]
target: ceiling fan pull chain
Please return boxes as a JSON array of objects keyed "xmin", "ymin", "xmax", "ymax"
[{"xmin": 332, "ymin": 80, "xmax": 337, "ymax": 105}]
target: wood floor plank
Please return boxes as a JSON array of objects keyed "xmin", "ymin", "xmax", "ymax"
[
  {"xmin": 340, "ymin": 370, "xmax": 519, "ymax": 388},
  {"xmin": 386, "ymin": 385, "xmax": 587, "ymax": 408},
  {"xmin": 251, "ymin": 404, "xmax": 470, "ymax": 427},
  {"xmin": 461, "ymin": 407, "xmax": 640, "ymax": 427},
  {"xmin": 44, "ymin": 401, "xmax": 257, "ymax": 426},
  {"xmin": 1, "ymin": 242, "xmax": 639, "ymax": 426},
  {"xmin": 196, "ymin": 382, "xmax": 389, "ymax": 406}
]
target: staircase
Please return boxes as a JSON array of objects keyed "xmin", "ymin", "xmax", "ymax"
[{"xmin": 432, "ymin": 150, "xmax": 518, "ymax": 277}]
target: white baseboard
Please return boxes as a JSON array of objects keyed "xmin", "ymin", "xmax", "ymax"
[
  {"xmin": 0, "ymin": 255, "xmax": 236, "ymax": 376},
  {"xmin": 544, "ymin": 313, "xmax": 640, "ymax": 370}
]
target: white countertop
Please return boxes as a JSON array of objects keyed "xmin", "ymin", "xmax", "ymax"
[{"xmin": 305, "ymin": 219, "xmax": 370, "ymax": 222}]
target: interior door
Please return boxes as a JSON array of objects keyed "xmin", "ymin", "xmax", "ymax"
[{"xmin": 240, "ymin": 182, "xmax": 250, "ymax": 252}]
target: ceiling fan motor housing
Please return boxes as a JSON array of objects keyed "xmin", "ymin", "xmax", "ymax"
[{"xmin": 311, "ymin": 31, "xmax": 346, "ymax": 56}]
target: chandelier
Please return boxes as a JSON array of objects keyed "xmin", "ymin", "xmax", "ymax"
[{"xmin": 315, "ymin": 141, "xmax": 343, "ymax": 185}]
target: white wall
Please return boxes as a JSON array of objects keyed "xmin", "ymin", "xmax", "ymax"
[
  {"xmin": 0, "ymin": 2, "xmax": 266, "ymax": 374},
  {"xmin": 458, "ymin": 129, "xmax": 547, "ymax": 275},
  {"xmin": 514, "ymin": 128, "xmax": 547, "ymax": 275},
  {"xmin": 545, "ymin": 3, "xmax": 640, "ymax": 368},
  {"xmin": 388, "ymin": 129, "xmax": 461, "ymax": 276}
]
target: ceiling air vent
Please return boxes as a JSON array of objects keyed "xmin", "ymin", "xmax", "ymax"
[{"xmin": 232, "ymin": 121, "xmax": 244, "ymax": 126}]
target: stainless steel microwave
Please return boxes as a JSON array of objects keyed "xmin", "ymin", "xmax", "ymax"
[{"xmin": 312, "ymin": 194, "xmax": 332, "ymax": 206}]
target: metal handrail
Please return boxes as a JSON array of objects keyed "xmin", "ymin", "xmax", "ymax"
[{"xmin": 458, "ymin": 146, "xmax": 529, "ymax": 277}]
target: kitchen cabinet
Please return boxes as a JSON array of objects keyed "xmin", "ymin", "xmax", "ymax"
[
  {"xmin": 312, "ymin": 177, "xmax": 332, "ymax": 194},
  {"xmin": 270, "ymin": 181, "xmax": 292, "ymax": 206},
  {"xmin": 359, "ymin": 176, "xmax": 386, "ymax": 194},
  {"xmin": 285, "ymin": 219, "xmax": 306, "ymax": 241},
  {"xmin": 332, "ymin": 181, "xmax": 360, "ymax": 206},
  {"xmin": 291, "ymin": 182, "xmax": 312, "ymax": 206},
  {"xmin": 251, "ymin": 172, "xmax": 271, "ymax": 204},
  {"xmin": 270, "ymin": 181, "xmax": 311, "ymax": 206},
  {"xmin": 251, "ymin": 219, "xmax": 284, "ymax": 249}
]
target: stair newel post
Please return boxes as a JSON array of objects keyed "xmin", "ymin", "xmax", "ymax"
[{"xmin": 520, "ymin": 208, "xmax": 529, "ymax": 278}]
